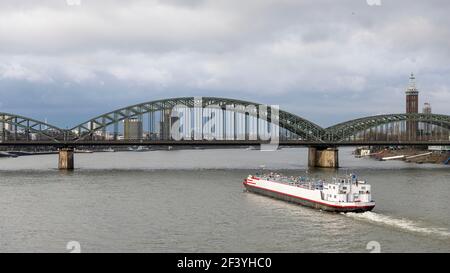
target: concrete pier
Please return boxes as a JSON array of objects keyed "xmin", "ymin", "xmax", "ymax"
[
  {"xmin": 58, "ymin": 148, "xmax": 74, "ymax": 170},
  {"xmin": 308, "ymin": 147, "xmax": 339, "ymax": 168}
]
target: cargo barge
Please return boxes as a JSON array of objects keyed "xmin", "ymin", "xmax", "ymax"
[{"xmin": 243, "ymin": 173, "xmax": 375, "ymax": 213}]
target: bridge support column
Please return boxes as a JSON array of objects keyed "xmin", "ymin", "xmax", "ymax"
[
  {"xmin": 58, "ymin": 148, "xmax": 74, "ymax": 170},
  {"xmin": 308, "ymin": 147, "xmax": 339, "ymax": 168}
]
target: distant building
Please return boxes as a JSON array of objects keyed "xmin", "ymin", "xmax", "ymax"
[
  {"xmin": 423, "ymin": 102, "xmax": 432, "ymax": 114},
  {"xmin": 405, "ymin": 73, "xmax": 419, "ymax": 139},
  {"xmin": 422, "ymin": 102, "xmax": 432, "ymax": 135},
  {"xmin": 159, "ymin": 109, "xmax": 180, "ymax": 140},
  {"xmin": 124, "ymin": 118, "xmax": 143, "ymax": 140},
  {"xmin": 428, "ymin": 146, "xmax": 450, "ymax": 151},
  {"xmin": 4, "ymin": 121, "xmax": 12, "ymax": 131},
  {"xmin": 144, "ymin": 131, "xmax": 158, "ymax": 140},
  {"xmin": 159, "ymin": 109, "xmax": 171, "ymax": 140},
  {"xmin": 1, "ymin": 120, "xmax": 12, "ymax": 141}
]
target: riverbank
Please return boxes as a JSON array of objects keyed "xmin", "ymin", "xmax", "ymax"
[{"xmin": 369, "ymin": 148, "xmax": 449, "ymax": 164}]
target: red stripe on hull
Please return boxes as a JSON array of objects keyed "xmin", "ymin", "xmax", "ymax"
[{"xmin": 243, "ymin": 182, "xmax": 375, "ymax": 212}]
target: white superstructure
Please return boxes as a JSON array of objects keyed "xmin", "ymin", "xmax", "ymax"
[{"xmin": 243, "ymin": 173, "xmax": 375, "ymax": 213}]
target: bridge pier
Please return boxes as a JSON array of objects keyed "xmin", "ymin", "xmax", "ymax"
[
  {"xmin": 58, "ymin": 148, "xmax": 74, "ymax": 170},
  {"xmin": 308, "ymin": 147, "xmax": 339, "ymax": 168}
]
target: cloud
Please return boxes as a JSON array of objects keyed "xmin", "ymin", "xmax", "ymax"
[{"xmin": 0, "ymin": 0, "xmax": 449, "ymax": 127}]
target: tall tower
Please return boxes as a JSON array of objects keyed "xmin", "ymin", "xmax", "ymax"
[
  {"xmin": 422, "ymin": 102, "xmax": 431, "ymax": 114},
  {"xmin": 422, "ymin": 102, "xmax": 432, "ymax": 135},
  {"xmin": 405, "ymin": 73, "xmax": 419, "ymax": 139}
]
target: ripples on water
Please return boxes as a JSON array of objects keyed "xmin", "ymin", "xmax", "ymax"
[{"xmin": 0, "ymin": 147, "xmax": 449, "ymax": 252}]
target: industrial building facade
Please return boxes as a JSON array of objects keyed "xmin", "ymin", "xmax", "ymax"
[{"xmin": 124, "ymin": 118, "xmax": 143, "ymax": 140}]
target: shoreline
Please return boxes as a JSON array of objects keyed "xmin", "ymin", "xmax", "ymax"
[{"xmin": 356, "ymin": 147, "xmax": 450, "ymax": 165}]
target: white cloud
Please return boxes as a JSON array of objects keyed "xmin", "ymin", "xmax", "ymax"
[
  {"xmin": 0, "ymin": 0, "xmax": 449, "ymax": 125},
  {"xmin": 0, "ymin": 62, "xmax": 52, "ymax": 82}
]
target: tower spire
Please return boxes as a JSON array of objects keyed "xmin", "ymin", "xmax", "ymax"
[
  {"xmin": 406, "ymin": 72, "xmax": 418, "ymax": 94},
  {"xmin": 408, "ymin": 73, "xmax": 417, "ymax": 91}
]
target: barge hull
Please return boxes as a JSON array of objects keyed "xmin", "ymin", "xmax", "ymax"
[{"xmin": 244, "ymin": 183, "xmax": 374, "ymax": 213}]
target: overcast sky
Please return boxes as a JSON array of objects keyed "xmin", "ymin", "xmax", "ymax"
[{"xmin": 0, "ymin": 0, "xmax": 449, "ymax": 128}]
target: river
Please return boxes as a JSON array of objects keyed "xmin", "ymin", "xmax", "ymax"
[{"xmin": 0, "ymin": 147, "xmax": 449, "ymax": 252}]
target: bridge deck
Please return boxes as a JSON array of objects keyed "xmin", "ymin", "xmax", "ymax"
[{"xmin": 1, "ymin": 140, "xmax": 449, "ymax": 148}]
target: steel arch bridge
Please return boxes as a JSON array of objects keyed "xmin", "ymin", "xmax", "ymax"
[
  {"xmin": 69, "ymin": 97, "xmax": 325, "ymax": 142},
  {"xmin": 324, "ymin": 113, "xmax": 450, "ymax": 142},
  {"xmin": 0, "ymin": 112, "xmax": 65, "ymax": 142},
  {"xmin": 0, "ymin": 97, "xmax": 449, "ymax": 145}
]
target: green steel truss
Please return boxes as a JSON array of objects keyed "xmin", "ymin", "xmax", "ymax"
[
  {"xmin": 70, "ymin": 97, "xmax": 194, "ymax": 140},
  {"xmin": 0, "ymin": 112, "xmax": 65, "ymax": 142},
  {"xmin": 70, "ymin": 97, "xmax": 326, "ymax": 141},
  {"xmin": 325, "ymin": 113, "xmax": 450, "ymax": 142},
  {"xmin": 1, "ymin": 98, "xmax": 449, "ymax": 144}
]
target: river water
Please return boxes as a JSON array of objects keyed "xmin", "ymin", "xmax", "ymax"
[{"xmin": 0, "ymin": 147, "xmax": 449, "ymax": 252}]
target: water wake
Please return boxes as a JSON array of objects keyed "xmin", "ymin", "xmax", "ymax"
[{"xmin": 344, "ymin": 211, "xmax": 450, "ymax": 239}]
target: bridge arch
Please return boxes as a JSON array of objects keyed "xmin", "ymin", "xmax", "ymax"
[
  {"xmin": 0, "ymin": 113, "xmax": 65, "ymax": 142},
  {"xmin": 70, "ymin": 97, "xmax": 325, "ymax": 142},
  {"xmin": 324, "ymin": 113, "xmax": 450, "ymax": 142}
]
